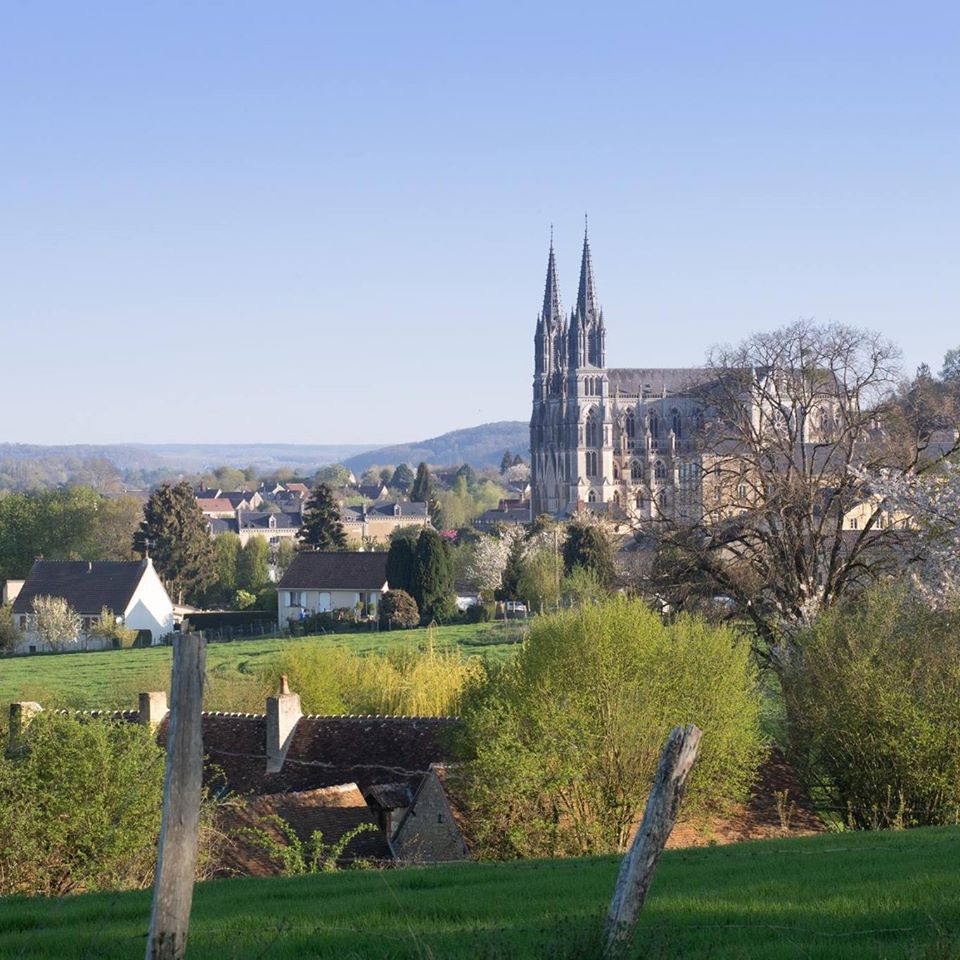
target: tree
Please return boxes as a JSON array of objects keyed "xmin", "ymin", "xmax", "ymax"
[
  {"xmin": 389, "ymin": 463, "xmax": 415, "ymax": 493},
  {"xmin": 563, "ymin": 521, "xmax": 615, "ymax": 588},
  {"xmin": 413, "ymin": 529, "xmax": 454, "ymax": 622},
  {"xmin": 497, "ymin": 533, "xmax": 526, "ymax": 601},
  {"xmin": 134, "ymin": 481, "xmax": 216, "ymax": 604},
  {"xmin": 379, "ymin": 589, "xmax": 420, "ymax": 629},
  {"xmin": 237, "ymin": 536, "xmax": 270, "ymax": 591},
  {"xmin": 0, "ymin": 603, "xmax": 21, "ymax": 653},
  {"xmin": 941, "ymin": 347, "xmax": 960, "ymax": 382},
  {"xmin": 274, "ymin": 538, "xmax": 297, "ymax": 580},
  {"xmin": 643, "ymin": 320, "xmax": 958, "ymax": 667},
  {"xmin": 88, "ymin": 607, "xmax": 137, "ymax": 648},
  {"xmin": 298, "ymin": 483, "xmax": 347, "ymax": 550},
  {"xmin": 500, "ymin": 450, "xmax": 513, "ymax": 474},
  {"xmin": 517, "ymin": 544, "xmax": 561, "ymax": 612},
  {"xmin": 466, "ymin": 530, "xmax": 521, "ymax": 596},
  {"xmin": 31, "ymin": 595, "xmax": 82, "ymax": 652},
  {"xmin": 454, "ymin": 599, "xmax": 762, "ymax": 859},
  {"xmin": 314, "ymin": 464, "xmax": 351, "ymax": 488},
  {"xmin": 410, "ymin": 462, "xmax": 432, "ymax": 503},
  {"xmin": 385, "ymin": 531, "xmax": 418, "ymax": 595},
  {"xmin": 214, "ymin": 533, "xmax": 241, "ymax": 594},
  {"xmin": 378, "ymin": 468, "xmax": 393, "ymax": 485}
]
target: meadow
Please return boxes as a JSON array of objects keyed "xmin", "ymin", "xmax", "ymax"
[
  {"xmin": 0, "ymin": 621, "xmax": 524, "ymax": 712},
  {"xmin": 0, "ymin": 826, "xmax": 956, "ymax": 959}
]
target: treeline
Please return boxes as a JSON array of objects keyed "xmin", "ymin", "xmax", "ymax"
[{"xmin": 0, "ymin": 487, "xmax": 143, "ymax": 581}]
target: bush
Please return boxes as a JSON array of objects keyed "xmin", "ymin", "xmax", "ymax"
[
  {"xmin": 0, "ymin": 603, "xmax": 21, "ymax": 653},
  {"xmin": 0, "ymin": 712, "xmax": 166, "ymax": 895},
  {"xmin": 465, "ymin": 602, "xmax": 492, "ymax": 623},
  {"xmin": 454, "ymin": 597, "xmax": 763, "ymax": 859},
  {"xmin": 379, "ymin": 589, "xmax": 420, "ymax": 629},
  {"xmin": 782, "ymin": 587, "xmax": 960, "ymax": 829}
]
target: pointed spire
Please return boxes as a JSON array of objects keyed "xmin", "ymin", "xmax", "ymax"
[
  {"xmin": 541, "ymin": 229, "xmax": 564, "ymax": 327},
  {"xmin": 576, "ymin": 219, "xmax": 599, "ymax": 322}
]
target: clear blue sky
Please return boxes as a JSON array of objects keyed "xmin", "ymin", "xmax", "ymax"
[{"xmin": 1, "ymin": 1, "xmax": 957, "ymax": 445}]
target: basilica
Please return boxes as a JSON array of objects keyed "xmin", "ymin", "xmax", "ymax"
[{"xmin": 529, "ymin": 229, "xmax": 715, "ymax": 520}]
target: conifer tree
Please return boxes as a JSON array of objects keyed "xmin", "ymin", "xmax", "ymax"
[
  {"xmin": 562, "ymin": 522, "xmax": 615, "ymax": 588},
  {"xmin": 410, "ymin": 462, "xmax": 432, "ymax": 503},
  {"xmin": 414, "ymin": 528, "xmax": 454, "ymax": 622},
  {"xmin": 298, "ymin": 483, "xmax": 347, "ymax": 549},
  {"xmin": 385, "ymin": 530, "xmax": 417, "ymax": 595},
  {"xmin": 134, "ymin": 481, "xmax": 215, "ymax": 604},
  {"xmin": 389, "ymin": 463, "xmax": 415, "ymax": 493},
  {"xmin": 500, "ymin": 450, "xmax": 513, "ymax": 474}
]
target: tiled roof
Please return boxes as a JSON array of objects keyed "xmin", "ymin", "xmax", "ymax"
[
  {"xmin": 277, "ymin": 552, "xmax": 388, "ymax": 591},
  {"xmin": 606, "ymin": 368, "xmax": 717, "ymax": 397},
  {"xmin": 197, "ymin": 498, "xmax": 236, "ymax": 514},
  {"xmin": 167, "ymin": 712, "xmax": 457, "ymax": 796},
  {"xmin": 11, "ymin": 560, "xmax": 151, "ymax": 616},
  {"xmin": 238, "ymin": 511, "xmax": 301, "ymax": 531},
  {"xmin": 216, "ymin": 783, "xmax": 390, "ymax": 875}
]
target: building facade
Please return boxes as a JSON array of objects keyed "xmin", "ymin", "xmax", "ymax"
[{"xmin": 530, "ymin": 229, "xmax": 715, "ymax": 520}]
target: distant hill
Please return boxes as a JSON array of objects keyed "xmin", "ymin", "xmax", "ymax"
[{"xmin": 343, "ymin": 421, "xmax": 530, "ymax": 472}]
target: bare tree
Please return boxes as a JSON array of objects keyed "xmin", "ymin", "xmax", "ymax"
[{"xmin": 641, "ymin": 320, "xmax": 959, "ymax": 667}]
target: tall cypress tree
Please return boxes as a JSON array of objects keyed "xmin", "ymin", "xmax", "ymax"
[
  {"xmin": 562, "ymin": 522, "xmax": 615, "ymax": 588},
  {"xmin": 410, "ymin": 462, "xmax": 432, "ymax": 503},
  {"xmin": 413, "ymin": 528, "xmax": 453, "ymax": 622},
  {"xmin": 385, "ymin": 533, "xmax": 417, "ymax": 595},
  {"xmin": 298, "ymin": 483, "xmax": 347, "ymax": 549},
  {"xmin": 134, "ymin": 481, "xmax": 215, "ymax": 604}
]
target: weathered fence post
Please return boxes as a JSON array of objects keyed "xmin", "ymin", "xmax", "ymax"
[
  {"xmin": 145, "ymin": 633, "xmax": 206, "ymax": 960},
  {"xmin": 604, "ymin": 723, "xmax": 702, "ymax": 955}
]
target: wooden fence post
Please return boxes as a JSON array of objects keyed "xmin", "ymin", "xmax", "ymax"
[
  {"xmin": 604, "ymin": 723, "xmax": 702, "ymax": 955},
  {"xmin": 145, "ymin": 633, "xmax": 206, "ymax": 960}
]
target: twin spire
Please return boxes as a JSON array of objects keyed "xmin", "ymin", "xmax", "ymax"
[{"xmin": 537, "ymin": 222, "xmax": 604, "ymax": 370}]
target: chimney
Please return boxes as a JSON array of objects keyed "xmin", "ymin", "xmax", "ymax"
[
  {"xmin": 266, "ymin": 674, "xmax": 301, "ymax": 773},
  {"xmin": 8, "ymin": 701, "xmax": 42, "ymax": 755},
  {"xmin": 139, "ymin": 691, "xmax": 169, "ymax": 728}
]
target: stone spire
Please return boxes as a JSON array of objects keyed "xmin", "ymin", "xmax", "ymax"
[
  {"xmin": 576, "ymin": 220, "xmax": 599, "ymax": 324},
  {"xmin": 541, "ymin": 227, "xmax": 564, "ymax": 328}
]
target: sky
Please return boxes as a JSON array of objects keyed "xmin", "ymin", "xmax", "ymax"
[{"xmin": 1, "ymin": 1, "xmax": 958, "ymax": 445}]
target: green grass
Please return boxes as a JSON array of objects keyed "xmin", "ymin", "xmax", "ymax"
[
  {"xmin": 1, "ymin": 827, "xmax": 957, "ymax": 959},
  {"xmin": 0, "ymin": 622, "xmax": 524, "ymax": 711}
]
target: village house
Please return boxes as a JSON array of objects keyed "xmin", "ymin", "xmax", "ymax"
[
  {"xmin": 208, "ymin": 509, "xmax": 302, "ymax": 546},
  {"xmin": 276, "ymin": 551, "xmax": 388, "ymax": 623},
  {"xmin": 339, "ymin": 500, "xmax": 431, "ymax": 546},
  {"xmin": 8, "ymin": 559, "xmax": 175, "ymax": 652}
]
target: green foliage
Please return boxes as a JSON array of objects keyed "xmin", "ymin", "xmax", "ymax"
[
  {"xmin": 783, "ymin": 587, "xmax": 960, "ymax": 829},
  {"xmin": 389, "ymin": 462, "xmax": 415, "ymax": 493},
  {"xmin": 465, "ymin": 602, "xmax": 492, "ymax": 623},
  {"xmin": 235, "ymin": 814, "xmax": 377, "ymax": 874},
  {"xmin": 213, "ymin": 532, "xmax": 241, "ymax": 592},
  {"xmin": 259, "ymin": 639, "xmax": 482, "ymax": 717},
  {"xmin": 410, "ymin": 462, "xmax": 432, "ymax": 503},
  {"xmin": 562, "ymin": 522, "xmax": 615, "ymax": 587},
  {"xmin": 273, "ymin": 538, "xmax": 297, "ymax": 579},
  {"xmin": 0, "ymin": 712, "xmax": 166, "ymax": 895},
  {"xmin": 516, "ymin": 544, "xmax": 560, "ymax": 612},
  {"xmin": 385, "ymin": 532, "xmax": 417, "ymax": 595},
  {"xmin": 134, "ymin": 481, "xmax": 216, "ymax": 604},
  {"xmin": 414, "ymin": 529, "xmax": 454, "ymax": 623},
  {"xmin": 500, "ymin": 450, "xmax": 513, "ymax": 474},
  {"xmin": 455, "ymin": 598, "xmax": 763, "ymax": 859},
  {"xmin": 0, "ymin": 602, "xmax": 21, "ymax": 653},
  {"xmin": 379, "ymin": 589, "xmax": 420, "ymax": 629},
  {"xmin": 496, "ymin": 535, "xmax": 525, "ymax": 601},
  {"xmin": 298, "ymin": 483, "xmax": 347, "ymax": 549},
  {"xmin": 237, "ymin": 535, "xmax": 270, "ymax": 591},
  {"xmin": 88, "ymin": 607, "xmax": 138, "ymax": 648},
  {"xmin": 941, "ymin": 346, "xmax": 960, "ymax": 381},
  {"xmin": 0, "ymin": 486, "xmax": 141, "ymax": 581},
  {"xmin": 255, "ymin": 586, "xmax": 277, "ymax": 611},
  {"xmin": 314, "ymin": 464, "xmax": 352, "ymax": 487},
  {"xmin": 436, "ymin": 474, "xmax": 507, "ymax": 530},
  {"xmin": 233, "ymin": 589, "xmax": 257, "ymax": 610},
  {"xmin": 561, "ymin": 564, "xmax": 604, "ymax": 607}
]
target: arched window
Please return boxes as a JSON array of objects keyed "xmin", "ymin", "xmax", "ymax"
[
  {"xmin": 613, "ymin": 462, "xmax": 620, "ymax": 480},
  {"xmin": 587, "ymin": 489, "xmax": 597, "ymax": 503},
  {"xmin": 625, "ymin": 409, "xmax": 635, "ymax": 447},
  {"xmin": 631, "ymin": 460, "xmax": 643, "ymax": 481},
  {"xmin": 649, "ymin": 413, "xmax": 660, "ymax": 440},
  {"xmin": 635, "ymin": 491, "xmax": 644, "ymax": 509},
  {"xmin": 671, "ymin": 408, "xmax": 682, "ymax": 439},
  {"xmin": 654, "ymin": 460, "xmax": 666, "ymax": 483},
  {"xmin": 585, "ymin": 409, "xmax": 600, "ymax": 447},
  {"xmin": 613, "ymin": 491, "xmax": 621, "ymax": 504}
]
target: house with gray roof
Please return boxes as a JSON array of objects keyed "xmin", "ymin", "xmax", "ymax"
[{"xmin": 276, "ymin": 551, "xmax": 389, "ymax": 622}]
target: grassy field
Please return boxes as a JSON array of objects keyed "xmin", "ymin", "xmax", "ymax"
[
  {"xmin": 0, "ymin": 826, "xmax": 957, "ymax": 959},
  {"xmin": 0, "ymin": 621, "xmax": 524, "ymax": 711}
]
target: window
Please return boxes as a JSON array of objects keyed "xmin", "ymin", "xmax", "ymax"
[
  {"xmin": 649, "ymin": 413, "xmax": 660, "ymax": 440},
  {"xmin": 671, "ymin": 409, "xmax": 682, "ymax": 439},
  {"xmin": 625, "ymin": 409, "xmax": 635, "ymax": 447},
  {"xmin": 587, "ymin": 490, "xmax": 597, "ymax": 503},
  {"xmin": 289, "ymin": 591, "xmax": 303, "ymax": 607},
  {"xmin": 631, "ymin": 460, "xmax": 643, "ymax": 481},
  {"xmin": 654, "ymin": 460, "xmax": 666, "ymax": 483},
  {"xmin": 586, "ymin": 451, "xmax": 599, "ymax": 477},
  {"xmin": 635, "ymin": 492, "xmax": 644, "ymax": 509},
  {"xmin": 849, "ymin": 517, "xmax": 859, "ymax": 530},
  {"xmin": 738, "ymin": 483, "xmax": 748, "ymax": 500},
  {"xmin": 585, "ymin": 409, "xmax": 600, "ymax": 447}
]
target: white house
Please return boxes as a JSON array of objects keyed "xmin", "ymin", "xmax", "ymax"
[
  {"xmin": 277, "ymin": 552, "xmax": 389, "ymax": 623},
  {"xmin": 10, "ymin": 559, "xmax": 175, "ymax": 652}
]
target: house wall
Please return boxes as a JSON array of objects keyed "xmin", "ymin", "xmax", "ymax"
[
  {"xmin": 278, "ymin": 586, "xmax": 385, "ymax": 624},
  {"xmin": 342, "ymin": 515, "xmax": 429, "ymax": 546},
  {"xmin": 122, "ymin": 560, "xmax": 175, "ymax": 643},
  {"xmin": 392, "ymin": 773, "xmax": 469, "ymax": 864},
  {"xmin": 2, "ymin": 580, "xmax": 24, "ymax": 606}
]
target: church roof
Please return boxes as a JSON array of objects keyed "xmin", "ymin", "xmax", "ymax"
[{"xmin": 606, "ymin": 367, "xmax": 717, "ymax": 398}]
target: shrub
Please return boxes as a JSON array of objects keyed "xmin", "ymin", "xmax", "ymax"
[
  {"xmin": 782, "ymin": 587, "xmax": 960, "ymax": 829},
  {"xmin": 454, "ymin": 597, "xmax": 763, "ymax": 859},
  {"xmin": 233, "ymin": 589, "xmax": 257, "ymax": 610},
  {"xmin": 465, "ymin": 602, "xmax": 492, "ymax": 623},
  {"xmin": 88, "ymin": 607, "xmax": 138, "ymax": 648},
  {"xmin": 379, "ymin": 589, "xmax": 420, "ymax": 629},
  {"xmin": 0, "ymin": 712, "xmax": 166, "ymax": 895},
  {"xmin": 31, "ymin": 595, "xmax": 81, "ymax": 651},
  {"xmin": 0, "ymin": 603, "xmax": 21, "ymax": 653}
]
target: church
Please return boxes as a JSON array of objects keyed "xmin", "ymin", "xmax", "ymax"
[{"xmin": 529, "ymin": 228, "xmax": 715, "ymax": 520}]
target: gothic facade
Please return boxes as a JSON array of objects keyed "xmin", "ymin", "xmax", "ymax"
[{"xmin": 529, "ymin": 230, "xmax": 713, "ymax": 520}]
